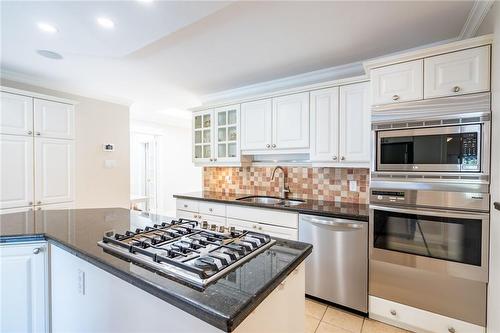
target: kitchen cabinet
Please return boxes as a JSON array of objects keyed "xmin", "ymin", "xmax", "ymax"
[
  {"xmin": 176, "ymin": 199, "xmax": 227, "ymax": 227},
  {"xmin": 35, "ymin": 138, "xmax": 75, "ymax": 206},
  {"xmin": 339, "ymin": 82, "xmax": 371, "ymax": 163},
  {"xmin": 272, "ymin": 92, "xmax": 309, "ymax": 150},
  {"xmin": 310, "ymin": 82, "xmax": 370, "ymax": 165},
  {"xmin": 34, "ymin": 99, "xmax": 74, "ymax": 139},
  {"xmin": 0, "ymin": 242, "xmax": 48, "ymax": 333},
  {"xmin": 424, "ymin": 46, "xmax": 490, "ymax": 99},
  {"xmin": 0, "ymin": 91, "xmax": 33, "ymax": 136},
  {"xmin": 0, "ymin": 134, "xmax": 34, "ymax": 209},
  {"xmin": 214, "ymin": 105, "xmax": 240, "ymax": 162},
  {"xmin": 371, "ymin": 59, "xmax": 423, "ymax": 105},
  {"xmin": 193, "ymin": 109, "xmax": 214, "ymax": 163},
  {"xmin": 240, "ymin": 99, "xmax": 272, "ymax": 151}
]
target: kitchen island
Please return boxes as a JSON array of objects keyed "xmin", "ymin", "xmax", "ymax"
[{"xmin": 0, "ymin": 208, "xmax": 312, "ymax": 332}]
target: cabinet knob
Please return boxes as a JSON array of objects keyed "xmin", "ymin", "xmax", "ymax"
[
  {"xmin": 392, "ymin": 95, "xmax": 400, "ymax": 101},
  {"xmin": 33, "ymin": 248, "xmax": 41, "ymax": 255},
  {"xmin": 27, "ymin": 130, "xmax": 33, "ymax": 135},
  {"xmin": 209, "ymin": 158, "xmax": 213, "ymax": 162},
  {"xmin": 341, "ymin": 156, "xmax": 345, "ymax": 161},
  {"xmin": 266, "ymin": 144, "xmax": 271, "ymax": 148},
  {"xmin": 37, "ymin": 207, "xmax": 42, "ymax": 211},
  {"xmin": 332, "ymin": 156, "xmax": 338, "ymax": 161},
  {"xmin": 272, "ymin": 144, "xmax": 276, "ymax": 148},
  {"xmin": 390, "ymin": 310, "xmax": 397, "ymax": 316},
  {"xmin": 35, "ymin": 132, "xmax": 41, "ymax": 136},
  {"xmin": 209, "ymin": 208, "xmax": 213, "ymax": 212},
  {"xmin": 448, "ymin": 328, "xmax": 456, "ymax": 333},
  {"xmin": 258, "ymin": 226, "xmax": 262, "ymax": 230},
  {"xmin": 37, "ymin": 201, "xmax": 42, "ymax": 205},
  {"xmin": 253, "ymin": 225, "xmax": 257, "ymax": 229},
  {"xmin": 28, "ymin": 201, "xmax": 33, "ymax": 206},
  {"xmin": 453, "ymin": 86, "xmax": 461, "ymax": 93},
  {"xmin": 214, "ymin": 158, "xmax": 217, "ymax": 162},
  {"xmin": 183, "ymin": 204, "xmax": 188, "ymax": 208}
]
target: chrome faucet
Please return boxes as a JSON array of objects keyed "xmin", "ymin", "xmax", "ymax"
[{"xmin": 271, "ymin": 166, "xmax": 290, "ymax": 199}]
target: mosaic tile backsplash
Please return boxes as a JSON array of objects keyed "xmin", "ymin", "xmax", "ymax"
[{"xmin": 203, "ymin": 167, "xmax": 370, "ymax": 204}]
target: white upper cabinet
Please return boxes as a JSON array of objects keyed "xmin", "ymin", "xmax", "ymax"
[
  {"xmin": 241, "ymin": 99, "xmax": 272, "ymax": 151},
  {"xmin": 192, "ymin": 109, "xmax": 214, "ymax": 163},
  {"xmin": 214, "ymin": 104, "xmax": 240, "ymax": 162},
  {"xmin": 272, "ymin": 92, "xmax": 310, "ymax": 150},
  {"xmin": 371, "ymin": 59, "xmax": 423, "ymax": 105},
  {"xmin": 0, "ymin": 92, "xmax": 33, "ymax": 136},
  {"xmin": 0, "ymin": 242, "xmax": 48, "ymax": 333},
  {"xmin": 310, "ymin": 87, "xmax": 339, "ymax": 162},
  {"xmin": 0, "ymin": 135, "xmax": 34, "ymax": 209},
  {"xmin": 35, "ymin": 138, "xmax": 74, "ymax": 205},
  {"xmin": 339, "ymin": 82, "xmax": 370, "ymax": 163},
  {"xmin": 424, "ymin": 46, "xmax": 490, "ymax": 99},
  {"xmin": 34, "ymin": 99, "xmax": 74, "ymax": 139}
]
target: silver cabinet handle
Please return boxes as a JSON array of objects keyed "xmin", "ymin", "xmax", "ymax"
[
  {"xmin": 332, "ymin": 156, "xmax": 337, "ymax": 161},
  {"xmin": 392, "ymin": 95, "xmax": 400, "ymax": 101},
  {"xmin": 33, "ymin": 248, "xmax": 40, "ymax": 255},
  {"xmin": 448, "ymin": 328, "xmax": 456, "ymax": 333},
  {"xmin": 35, "ymin": 132, "xmax": 41, "ymax": 136},
  {"xmin": 27, "ymin": 130, "xmax": 33, "ymax": 135},
  {"xmin": 272, "ymin": 144, "xmax": 276, "ymax": 148},
  {"xmin": 340, "ymin": 156, "xmax": 345, "ymax": 161},
  {"xmin": 390, "ymin": 310, "xmax": 397, "ymax": 316},
  {"xmin": 453, "ymin": 86, "xmax": 461, "ymax": 93}
]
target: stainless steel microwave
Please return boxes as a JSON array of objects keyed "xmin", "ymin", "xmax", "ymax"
[{"xmin": 376, "ymin": 124, "xmax": 484, "ymax": 173}]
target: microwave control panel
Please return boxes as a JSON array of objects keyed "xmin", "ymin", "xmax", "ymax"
[{"xmin": 461, "ymin": 132, "xmax": 479, "ymax": 170}]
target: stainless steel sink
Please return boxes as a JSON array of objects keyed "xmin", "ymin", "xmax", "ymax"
[{"xmin": 236, "ymin": 196, "xmax": 305, "ymax": 206}]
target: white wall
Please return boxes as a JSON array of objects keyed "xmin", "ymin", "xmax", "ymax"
[
  {"xmin": 130, "ymin": 119, "xmax": 202, "ymax": 216},
  {"xmin": 478, "ymin": 4, "xmax": 500, "ymax": 333},
  {"xmin": 0, "ymin": 79, "xmax": 131, "ymax": 209}
]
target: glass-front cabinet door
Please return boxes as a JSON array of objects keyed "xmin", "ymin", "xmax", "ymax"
[
  {"xmin": 193, "ymin": 110, "xmax": 213, "ymax": 163},
  {"xmin": 215, "ymin": 104, "xmax": 240, "ymax": 162}
]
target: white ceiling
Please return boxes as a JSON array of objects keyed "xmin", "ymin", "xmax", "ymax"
[{"xmin": 1, "ymin": 1, "xmax": 476, "ymax": 119}]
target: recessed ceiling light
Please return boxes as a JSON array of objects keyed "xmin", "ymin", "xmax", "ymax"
[
  {"xmin": 36, "ymin": 50, "xmax": 63, "ymax": 60},
  {"xmin": 96, "ymin": 17, "xmax": 115, "ymax": 29},
  {"xmin": 37, "ymin": 22, "xmax": 58, "ymax": 33}
]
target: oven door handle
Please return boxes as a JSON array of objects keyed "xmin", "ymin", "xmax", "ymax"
[
  {"xmin": 370, "ymin": 204, "xmax": 489, "ymax": 220},
  {"xmin": 302, "ymin": 216, "xmax": 364, "ymax": 230}
]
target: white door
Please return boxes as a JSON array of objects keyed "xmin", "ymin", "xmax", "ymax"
[
  {"xmin": 0, "ymin": 135, "xmax": 34, "ymax": 209},
  {"xmin": 310, "ymin": 87, "xmax": 339, "ymax": 162},
  {"xmin": 424, "ymin": 46, "xmax": 490, "ymax": 99},
  {"xmin": 214, "ymin": 104, "xmax": 240, "ymax": 162},
  {"xmin": 192, "ymin": 110, "xmax": 214, "ymax": 163},
  {"xmin": 35, "ymin": 138, "xmax": 74, "ymax": 205},
  {"xmin": 371, "ymin": 59, "xmax": 423, "ymax": 105},
  {"xmin": 0, "ymin": 242, "xmax": 48, "ymax": 333},
  {"xmin": 240, "ymin": 99, "xmax": 272, "ymax": 151},
  {"xmin": 339, "ymin": 82, "xmax": 371, "ymax": 163},
  {"xmin": 272, "ymin": 92, "xmax": 310, "ymax": 150},
  {"xmin": 34, "ymin": 99, "xmax": 74, "ymax": 139},
  {"xmin": 0, "ymin": 92, "xmax": 33, "ymax": 136}
]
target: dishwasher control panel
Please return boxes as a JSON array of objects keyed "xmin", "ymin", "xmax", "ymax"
[{"xmin": 370, "ymin": 190, "xmax": 407, "ymax": 205}]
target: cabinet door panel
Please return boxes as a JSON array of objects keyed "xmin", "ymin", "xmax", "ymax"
[
  {"xmin": 0, "ymin": 242, "xmax": 48, "ymax": 333},
  {"xmin": 0, "ymin": 92, "xmax": 33, "ymax": 136},
  {"xmin": 0, "ymin": 135, "xmax": 34, "ymax": 209},
  {"xmin": 192, "ymin": 110, "xmax": 214, "ymax": 163},
  {"xmin": 241, "ymin": 99, "xmax": 272, "ymax": 151},
  {"xmin": 214, "ymin": 104, "xmax": 240, "ymax": 162},
  {"xmin": 424, "ymin": 46, "xmax": 490, "ymax": 99},
  {"xmin": 310, "ymin": 87, "xmax": 339, "ymax": 162},
  {"xmin": 34, "ymin": 99, "xmax": 74, "ymax": 139},
  {"xmin": 371, "ymin": 59, "xmax": 423, "ymax": 105},
  {"xmin": 35, "ymin": 138, "xmax": 74, "ymax": 205},
  {"xmin": 340, "ymin": 82, "xmax": 370, "ymax": 163},
  {"xmin": 272, "ymin": 92, "xmax": 309, "ymax": 149}
]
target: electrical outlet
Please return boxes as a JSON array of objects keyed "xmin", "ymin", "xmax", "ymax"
[
  {"xmin": 225, "ymin": 175, "xmax": 231, "ymax": 183},
  {"xmin": 349, "ymin": 180, "xmax": 357, "ymax": 192},
  {"xmin": 78, "ymin": 269, "xmax": 86, "ymax": 295}
]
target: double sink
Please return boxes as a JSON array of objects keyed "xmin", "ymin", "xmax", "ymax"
[{"xmin": 236, "ymin": 195, "xmax": 305, "ymax": 207}]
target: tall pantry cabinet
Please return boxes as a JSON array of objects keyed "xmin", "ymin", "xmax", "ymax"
[{"xmin": 0, "ymin": 88, "xmax": 75, "ymax": 213}]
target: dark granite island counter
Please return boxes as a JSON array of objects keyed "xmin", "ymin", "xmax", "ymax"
[{"xmin": 0, "ymin": 208, "xmax": 312, "ymax": 332}]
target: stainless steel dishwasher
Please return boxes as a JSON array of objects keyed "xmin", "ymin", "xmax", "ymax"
[{"xmin": 299, "ymin": 214, "xmax": 368, "ymax": 312}]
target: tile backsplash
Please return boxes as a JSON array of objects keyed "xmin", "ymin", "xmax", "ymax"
[{"xmin": 203, "ymin": 167, "xmax": 369, "ymax": 204}]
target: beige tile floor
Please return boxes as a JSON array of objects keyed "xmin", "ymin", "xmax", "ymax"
[{"xmin": 305, "ymin": 298, "xmax": 412, "ymax": 333}]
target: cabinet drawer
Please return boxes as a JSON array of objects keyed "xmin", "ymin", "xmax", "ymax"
[
  {"xmin": 226, "ymin": 205, "xmax": 298, "ymax": 229},
  {"xmin": 369, "ymin": 296, "xmax": 485, "ymax": 333},
  {"xmin": 424, "ymin": 45, "xmax": 490, "ymax": 99},
  {"xmin": 176, "ymin": 199, "xmax": 199, "ymax": 212},
  {"xmin": 227, "ymin": 218, "xmax": 298, "ymax": 240},
  {"xmin": 176, "ymin": 209, "xmax": 200, "ymax": 221},
  {"xmin": 199, "ymin": 201, "xmax": 226, "ymax": 217}
]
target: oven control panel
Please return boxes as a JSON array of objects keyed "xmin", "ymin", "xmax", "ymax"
[
  {"xmin": 461, "ymin": 132, "xmax": 479, "ymax": 170},
  {"xmin": 370, "ymin": 190, "xmax": 407, "ymax": 204}
]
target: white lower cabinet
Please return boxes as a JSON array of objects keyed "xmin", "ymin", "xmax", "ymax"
[
  {"xmin": 0, "ymin": 242, "xmax": 48, "ymax": 333},
  {"xmin": 369, "ymin": 296, "xmax": 485, "ymax": 333},
  {"xmin": 50, "ymin": 244, "xmax": 305, "ymax": 333}
]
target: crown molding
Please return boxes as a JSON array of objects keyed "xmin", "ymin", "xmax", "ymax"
[
  {"xmin": 1, "ymin": 69, "xmax": 133, "ymax": 107},
  {"xmin": 199, "ymin": 61, "xmax": 364, "ymax": 106},
  {"xmin": 459, "ymin": 0, "xmax": 495, "ymax": 39}
]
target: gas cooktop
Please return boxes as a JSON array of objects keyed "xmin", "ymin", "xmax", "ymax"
[{"xmin": 98, "ymin": 218, "xmax": 275, "ymax": 289}]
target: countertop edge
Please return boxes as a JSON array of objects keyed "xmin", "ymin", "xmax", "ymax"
[
  {"xmin": 173, "ymin": 194, "xmax": 369, "ymax": 222},
  {"xmin": 0, "ymin": 232, "xmax": 312, "ymax": 332}
]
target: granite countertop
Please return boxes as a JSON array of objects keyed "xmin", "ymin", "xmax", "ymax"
[
  {"xmin": 174, "ymin": 191, "xmax": 369, "ymax": 222},
  {"xmin": 0, "ymin": 208, "xmax": 312, "ymax": 332}
]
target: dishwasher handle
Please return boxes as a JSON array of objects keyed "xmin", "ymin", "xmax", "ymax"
[{"xmin": 300, "ymin": 215, "xmax": 364, "ymax": 230}]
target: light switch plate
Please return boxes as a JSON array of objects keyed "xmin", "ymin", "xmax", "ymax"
[{"xmin": 349, "ymin": 180, "xmax": 357, "ymax": 192}]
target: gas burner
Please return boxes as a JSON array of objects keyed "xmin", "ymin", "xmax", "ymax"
[{"xmin": 98, "ymin": 218, "xmax": 275, "ymax": 289}]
